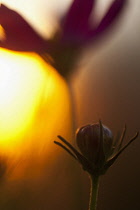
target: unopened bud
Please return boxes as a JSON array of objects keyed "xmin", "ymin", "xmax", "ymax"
[
  {"xmin": 76, "ymin": 123, "xmax": 113, "ymax": 166},
  {"xmin": 54, "ymin": 121, "xmax": 138, "ymax": 176}
]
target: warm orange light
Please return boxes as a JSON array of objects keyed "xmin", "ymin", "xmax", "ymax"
[
  {"xmin": 0, "ymin": 25, "xmax": 6, "ymax": 41},
  {"xmin": 0, "ymin": 48, "xmax": 73, "ymax": 156}
]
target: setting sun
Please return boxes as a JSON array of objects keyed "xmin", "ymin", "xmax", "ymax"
[
  {"xmin": 0, "ymin": 49, "xmax": 46, "ymax": 144},
  {"xmin": 0, "ymin": 48, "xmax": 72, "ymax": 155}
]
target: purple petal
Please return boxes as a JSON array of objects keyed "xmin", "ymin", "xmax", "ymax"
[
  {"xmin": 61, "ymin": 0, "xmax": 96, "ymax": 42},
  {"xmin": 88, "ymin": 0, "xmax": 127, "ymax": 40},
  {"xmin": 0, "ymin": 4, "xmax": 48, "ymax": 52}
]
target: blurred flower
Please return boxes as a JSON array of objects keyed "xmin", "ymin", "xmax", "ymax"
[
  {"xmin": 61, "ymin": 0, "xmax": 127, "ymax": 45},
  {"xmin": 0, "ymin": 4, "xmax": 48, "ymax": 52},
  {"xmin": 54, "ymin": 121, "xmax": 139, "ymax": 176},
  {"xmin": 0, "ymin": 0, "xmax": 127, "ymax": 77}
]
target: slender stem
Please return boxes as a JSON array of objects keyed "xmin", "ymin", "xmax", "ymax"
[{"xmin": 89, "ymin": 175, "xmax": 100, "ymax": 210}]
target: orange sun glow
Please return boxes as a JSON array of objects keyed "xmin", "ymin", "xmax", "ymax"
[{"xmin": 0, "ymin": 48, "xmax": 72, "ymax": 156}]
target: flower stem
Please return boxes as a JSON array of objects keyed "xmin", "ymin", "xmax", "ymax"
[{"xmin": 89, "ymin": 175, "xmax": 100, "ymax": 210}]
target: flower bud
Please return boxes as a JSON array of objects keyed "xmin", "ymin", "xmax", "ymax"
[
  {"xmin": 55, "ymin": 122, "xmax": 138, "ymax": 176},
  {"xmin": 76, "ymin": 123, "xmax": 113, "ymax": 169}
]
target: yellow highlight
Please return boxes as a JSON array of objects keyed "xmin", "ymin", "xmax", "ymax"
[
  {"xmin": 0, "ymin": 48, "xmax": 73, "ymax": 156},
  {"xmin": 0, "ymin": 25, "xmax": 6, "ymax": 41}
]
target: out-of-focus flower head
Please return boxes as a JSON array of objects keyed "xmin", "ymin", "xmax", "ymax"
[
  {"xmin": 0, "ymin": 4, "xmax": 48, "ymax": 52},
  {"xmin": 61, "ymin": 0, "xmax": 126, "ymax": 45},
  {"xmin": 0, "ymin": 0, "xmax": 127, "ymax": 77},
  {"xmin": 54, "ymin": 121, "xmax": 139, "ymax": 176}
]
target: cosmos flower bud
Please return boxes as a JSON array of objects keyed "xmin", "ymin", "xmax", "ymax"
[
  {"xmin": 76, "ymin": 123, "xmax": 113, "ymax": 166},
  {"xmin": 54, "ymin": 121, "xmax": 138, "ymax": 176}
]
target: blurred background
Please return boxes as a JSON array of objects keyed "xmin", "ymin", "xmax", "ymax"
[{"xmin": 0, "ymin": 0, "xmax": 140, "ymax": 209}]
